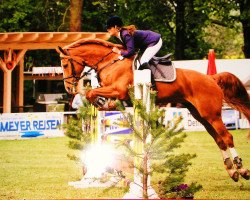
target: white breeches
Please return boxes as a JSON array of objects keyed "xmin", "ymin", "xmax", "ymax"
[{"xmin": 140, "ymin": 38, "xmax": 163, "ymax": 64}]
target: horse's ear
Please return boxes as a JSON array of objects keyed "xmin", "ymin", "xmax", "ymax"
[{"xmin": 57, "ymin": 46, "xmax": 67, "ymax": 55}]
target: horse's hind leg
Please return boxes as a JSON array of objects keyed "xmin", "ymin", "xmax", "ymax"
[
  {"xmin": 211, "ymin": 119, "xmax": 250, "ymax": 180},
  {"xmin": 186, "ymin": 103, "xmax": 246, "ymax": 181},
  {"xmin": 232, "ymin": 153, "xmax": 250, "ymax": 180}
]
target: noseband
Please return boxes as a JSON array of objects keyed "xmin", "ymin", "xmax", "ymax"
[{"xmin": 60, "ymin": 48, "xmax": 87, "ymax": 87}]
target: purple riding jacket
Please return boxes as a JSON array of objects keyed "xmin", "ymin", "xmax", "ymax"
[{"xmin": 118, "ymin": 29, "xmax": 161, "ymax": 58}]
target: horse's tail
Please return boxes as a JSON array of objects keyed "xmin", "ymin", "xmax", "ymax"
[{"xmin": 212, "ymin": 72, "xmax": 250, "ymax": 122}]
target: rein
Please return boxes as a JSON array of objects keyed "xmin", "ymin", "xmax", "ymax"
[{"xmin": 61, "ymin": 49, "xmax": 117, "ymax": 87}]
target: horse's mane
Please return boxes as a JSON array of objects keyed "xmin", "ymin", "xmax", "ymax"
[{"xmin": 63, "ymin": 38, "xmax": 124, "ymax": 50}]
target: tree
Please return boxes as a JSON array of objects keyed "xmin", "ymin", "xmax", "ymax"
[
  {"xmin": 175, "ymin": 0, "xmax": 185, "ymax": 60},
  {"xmin": 197, "ymin": 0, "xmax": 250, "ymax": 58},
  {"xmin": 0, "ymin": 0, "xmax": 248, "ymax": 58},
  {"xmin": 70, "ymin": 0, "xmax": 83, "ymax": 31},
  {"xmin": 0, "ymin": 0, "xmax": 70, "ymax": 32},
  {"xmin": 239, "ymin": 0, "xmax": 250, "ymax": 58},
  {"xmin": 91, "ymin": 0, "xmax": 211, "ymax": 59}
]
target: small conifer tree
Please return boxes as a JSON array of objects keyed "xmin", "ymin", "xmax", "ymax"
[{"xmin": 115, "ymin": 85, "xmax": 202, "ymax": 198}]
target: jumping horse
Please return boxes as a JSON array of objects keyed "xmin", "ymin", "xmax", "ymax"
[{"xmin": 57, "ymin": 38, "xmax": 250, "ymax": 182}]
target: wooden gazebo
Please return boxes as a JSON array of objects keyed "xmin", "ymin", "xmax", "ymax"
[{"xmin": 0, "ymin": 32, "xmax": 109, "ymax": 113}]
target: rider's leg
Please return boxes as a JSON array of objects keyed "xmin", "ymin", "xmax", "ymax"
[
  {"xmin": 139, "ymin": 38, "xmax": 163, "ymax": 65},
  {"xmin": 138, "ymin": 63, "xmax": 157, "ymax": 90}
]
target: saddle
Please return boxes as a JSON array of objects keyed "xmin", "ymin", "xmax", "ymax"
[
  {"xmin": 133, "ymin": 53, "xmax": 176, "ymax": 83},
  {"xmin": 151, "ymin": 53, "xmax": 172, "ymax": 65}
]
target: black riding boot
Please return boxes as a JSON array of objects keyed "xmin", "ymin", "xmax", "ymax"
[{"xmin": 138, "ymin": 63, "xmax": 157, "ymax": 91}]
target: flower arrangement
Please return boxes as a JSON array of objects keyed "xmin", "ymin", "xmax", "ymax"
[
  {"xmin": 158, "ymin": 180, "xmax": 202, "ymax": 199},
  {"xmin": 170, "ymin": 184, "xmax": 194, "ymax": 199}
]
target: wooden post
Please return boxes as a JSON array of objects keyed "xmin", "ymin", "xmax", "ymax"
[
  {"xmin": 17, "ymin": 58, "xmax": 24, "ymax": 111},
  {"xmin": 0, "ymin": 49, "xmax": 27, "ymax": 113},
  {"xmin": 3, "ymin": 70, "xmax": 12, "ymax": 113}
]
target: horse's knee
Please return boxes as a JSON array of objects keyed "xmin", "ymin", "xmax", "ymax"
[
  {"xmin": 214, "ymin": 136, "xmax": 227, "ymax": 150},
  {"xmin": 117, "ymin": 90, "xmax": 128, "ymax": 100},
  {"xmin": 219, "ymin": 131, "xmax": 234, "ymax": 147},
  {"xmin": 86, "ymin": 90, "xmax": 95, "ymax": 101},
  {"xmin": 225, "ymin": 134, "xmax": 234, "ymax": 147}
]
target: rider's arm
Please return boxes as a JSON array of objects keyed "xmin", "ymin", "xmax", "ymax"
[{"xmin": 120, "ymin": 31, "xmax": 136, "ymax": 58}]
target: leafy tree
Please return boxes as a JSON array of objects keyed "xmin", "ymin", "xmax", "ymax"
[
  {"xmin": 174, "ymin": 0, "xmax": 212, "ymax": 59},
  {"xmin": 0, "ymin": 0, "xmax": 34, "ymax": 32},
  {"xmin": 0, "ymin": 0, "xmax": 69, "ymax": 32},
  {"xmin": 203, "ymin": 24, "xmax": 244, "ymax": 58},
  {"xmin": 91, "ymin": 0, "xmax": 211, "ymax": 59},
  {"xmin": 1, "ymin": 0, "xmax": 249, "ymax": 59},
  {"xmin": 196, "ymin": 0, "xmax": 250, "ymax": 58}
]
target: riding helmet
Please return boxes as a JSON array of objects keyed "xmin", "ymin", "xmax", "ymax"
[{"xmin": 106, "ymin": 16, "xmax": 123, "ymax": 29}]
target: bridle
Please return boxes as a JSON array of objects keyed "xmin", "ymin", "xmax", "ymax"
[{"xmin": 60, "ymin": 49, "xmax": 118, "ymax": 87}]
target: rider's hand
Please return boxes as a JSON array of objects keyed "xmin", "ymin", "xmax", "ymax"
[
  {"xmin": 112, "ymin": 47, "xmax": 121, "ymax": 54},
  {"xmin": 118, "ymin": 56, "xmax": 124, "ymax": 60}
]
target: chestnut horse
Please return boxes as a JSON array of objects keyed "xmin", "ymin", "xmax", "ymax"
[{"xmin": 57, "ymin": 38, "xmax": 250, "ymax": 182}]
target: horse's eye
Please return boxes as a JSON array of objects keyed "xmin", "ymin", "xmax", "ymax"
[{"xmin": 62, "ymin": 64, "xmax": 68, "ymax": 69}]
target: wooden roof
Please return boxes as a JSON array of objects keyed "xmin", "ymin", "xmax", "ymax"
[{"xmin": 0, "ymin": 32, "xmax": 110, "ymax": 50}]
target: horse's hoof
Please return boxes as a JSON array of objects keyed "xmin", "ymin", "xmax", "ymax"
[
  {"xmin": 239, "ymin": 169, "xmax": 250, "ymax": 180},
  {"xmin": 229, "ymin": 170, "xmax": 239, "ymax": 182},
  {"xmin": 233, "ymin": 156, "xmax": 243, "ymax": 169},
  {"xmin": 224, "ymin": 158, "xmax": 233, "ymax": 169}
]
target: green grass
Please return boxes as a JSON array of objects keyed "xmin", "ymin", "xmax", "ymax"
[
  {"xmin": 0, "ymin": 130, "xmax": 250, "ymax": 199},
  {"xmin": 0, "ymin": 137, "xmax": 124, "ymax": 199},
  {"xmin": 179, "ymin": 130, "xmax": 250, "ymax": 199}
]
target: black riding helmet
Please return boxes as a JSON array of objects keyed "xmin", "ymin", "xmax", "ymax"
[{"xmin": 106, "ymin": 16, "xmax": 123, "ymax": 29}]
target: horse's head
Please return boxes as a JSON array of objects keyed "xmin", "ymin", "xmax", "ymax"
[
  {"xmin": 57, "ymin": 39, "xmax": 124, "ymax": 95},
  {"xmin": 57, "ymin": 46, "xmax": 86, "ymax": 94}
]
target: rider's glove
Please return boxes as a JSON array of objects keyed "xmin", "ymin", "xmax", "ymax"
[{"xmin": 118, "ymin": 56, "xmax": 124, "ymax": 60}]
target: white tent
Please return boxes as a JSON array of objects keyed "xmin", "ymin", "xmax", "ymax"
[{"xmin": 173, "ymin": 59, "xmax": 250, "ymax": 89}]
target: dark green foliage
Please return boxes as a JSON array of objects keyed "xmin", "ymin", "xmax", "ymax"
[
  {"xmin": 1, "ymin": 0, "xmax": 248, "ymax": 61},
  {"xmin": 0, "ymin": 0, "xmax": 69, "ymax": 32}
]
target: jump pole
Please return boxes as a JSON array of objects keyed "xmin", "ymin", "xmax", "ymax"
[{"xmin": 123, "ymin": 69, "xmax": 158, "ymax": 199}]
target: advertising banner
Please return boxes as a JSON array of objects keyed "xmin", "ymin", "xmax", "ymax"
[
  {"xmin": 0, "ymin": 112, "xmax": 64, "ymax": 139},
  {"xmin": 164, "ymin": 108, "xmax": 206, "ymax": 131},
  {"xmin": 102, "ymin": 111, "xmax": 132, "ymax": 135}
]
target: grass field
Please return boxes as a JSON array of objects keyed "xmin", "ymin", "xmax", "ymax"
[{"xmin": 0, "ymin": 130, "xmax": 250, "ymax": 199}]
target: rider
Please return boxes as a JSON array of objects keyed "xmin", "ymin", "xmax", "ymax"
[{"xmin": 106, "ymin": 15, "xmax": 163, "ymax": 90}]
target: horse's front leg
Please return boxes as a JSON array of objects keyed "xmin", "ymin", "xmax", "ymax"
[
  {"xmin": 86, "ymin": 86, "xmax": 126, "ymax": 110},
  {"xmin": 86, "ymin": 86, "xmax": 122, "ymax": 102}
]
